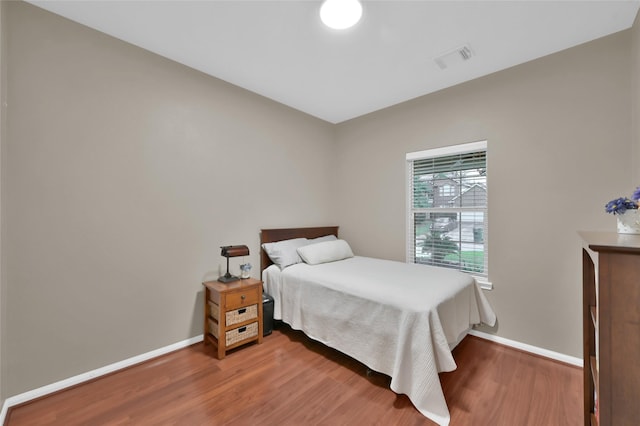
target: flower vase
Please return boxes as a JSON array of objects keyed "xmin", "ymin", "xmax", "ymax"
[
  {"xmin": 616, "ymin": 209, "xmax": 640, "ymax": 234},
  {"xmin": 239, "ymin": 263, "xmax": 252, "ymax": 279}
]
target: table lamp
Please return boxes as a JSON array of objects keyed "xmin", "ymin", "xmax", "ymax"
[{"xmin": 218, "ymin": 245, "xmax": 249, "ymax": 283}]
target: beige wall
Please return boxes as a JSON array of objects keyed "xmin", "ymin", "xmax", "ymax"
[
  {"xmin": 334, "ymin": 31, "xmax": 632, "ymax": 358},
  {"xmin": 4, "ymin": 2, "xmax": 335, "ymax": 395},
  {"xmin": 633, "ymin": 12, "xmax": 640, "ymax": 184}
]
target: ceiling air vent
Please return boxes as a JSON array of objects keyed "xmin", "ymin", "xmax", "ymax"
[{"xmin": 434, "ymin": 44, "xmax": 474, "ymax": 70}]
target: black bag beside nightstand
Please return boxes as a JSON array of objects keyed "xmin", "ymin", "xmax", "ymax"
[{"xmin": 262, "ymin": 293, "xmax": 274, "ymax": 336}]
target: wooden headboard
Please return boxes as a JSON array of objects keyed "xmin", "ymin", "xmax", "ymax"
[{"xmin": 260, "ymin": 226, "xmax": 339, "ymax": 272}]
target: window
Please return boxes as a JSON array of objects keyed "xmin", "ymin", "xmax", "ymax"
[
  {"xmin": 439, "ymin": 184, "xmax": 455, "ymax": 197},
  {"xmin": 406, "ymin": 141, "xmax": 489, "ymax": 287}
]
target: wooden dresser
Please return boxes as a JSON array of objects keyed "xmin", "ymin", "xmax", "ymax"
[
  {"xmin": 580, "ymin": 232, "xmax": 640, "ymax": 426},
  {"xmin": 202, "ymin": 277, "xmax": 263, "ymax": 359}
]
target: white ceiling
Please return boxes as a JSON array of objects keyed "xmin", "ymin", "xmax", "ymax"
[{"xmin": 27, "ymin": 0, "xmax": 640, "ymax": 124}]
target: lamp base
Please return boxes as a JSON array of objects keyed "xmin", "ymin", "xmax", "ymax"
[{"xmin": 218, "ymin": 274, "xmax": 240, "ymax": 283}]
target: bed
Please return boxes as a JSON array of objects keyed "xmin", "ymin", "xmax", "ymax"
[{"xmin": 260, "ymin": 226, "xmax": 496, "ymax": 426}]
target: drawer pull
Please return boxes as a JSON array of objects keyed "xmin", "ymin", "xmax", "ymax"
[
  {"xmin": 241, "ymin": 295, "xmax": 246, "ymax": 301},
  {"xmin": 238, "ymin": 308, "xmax": 246, "ymax": 314},
  {"xmin": 238, "ymin": 326, "xmax": 247, "ymax": 333}
]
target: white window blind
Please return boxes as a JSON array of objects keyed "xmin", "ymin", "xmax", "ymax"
[{"xmin": 406, "ymin": 141, "xmax": 488, "ymax": 281}]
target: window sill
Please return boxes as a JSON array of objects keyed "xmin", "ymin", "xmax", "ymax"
[{"xmin": 474, "ymin": 277, "xmax": 493, "ymax": 290}]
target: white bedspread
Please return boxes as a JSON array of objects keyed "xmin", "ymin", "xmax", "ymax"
[{"xmin": 262, "ymin": 256, "xmax": 496, "ymax": 426}]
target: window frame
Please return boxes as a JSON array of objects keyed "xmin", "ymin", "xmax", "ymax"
[{"xmin": 406, "ymin": 140, "xmax": 492, "ymax": 290}]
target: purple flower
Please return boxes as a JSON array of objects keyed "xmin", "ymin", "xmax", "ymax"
[
  {"xmin": 605, "ymin": 197, "xmax": 638, "ymax": 215},
  {"xmin": 633, "ymin": 186, "xmax": 640, "ymax": 202}
]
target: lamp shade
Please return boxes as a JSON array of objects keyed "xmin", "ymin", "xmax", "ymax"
[{"xmin": 220, "ymin": 245, "xmax": 249, "ymax": 258}]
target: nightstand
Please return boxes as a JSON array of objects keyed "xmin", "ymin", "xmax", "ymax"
[{"xmin": 202, "ymin": 277, "xmax": 263, "ymax": 359}]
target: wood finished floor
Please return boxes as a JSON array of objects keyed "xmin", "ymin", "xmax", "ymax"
[{"xmin": 6, "ymin": 325, "xmax": 582, "ymax": 425}]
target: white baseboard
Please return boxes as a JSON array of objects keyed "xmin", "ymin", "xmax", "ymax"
[
  {"xmin": 0, "ymin": 334, "xmax": 204, "ymax": 424},
  {"xmin": 468, "ymin": 329, "xmax": 583, "ymax": 367}
]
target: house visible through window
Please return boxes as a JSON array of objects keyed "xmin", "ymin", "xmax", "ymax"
[
  {"xmin": 406, "ymin": 141, "xmax": 489, "ymax": 285},
  {"xmin": 439, "ymin": 184, "xmax": 455, "ymax": 197}
]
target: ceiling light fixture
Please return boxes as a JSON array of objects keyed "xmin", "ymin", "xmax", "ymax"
[{"xmin": 320, "ymin": 0, "xmax": 363, "ymax": 30}]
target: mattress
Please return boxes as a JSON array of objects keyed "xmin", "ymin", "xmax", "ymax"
[{"xmin": 262, "ymin": 256, "xmax": 496, "ymax": 426}]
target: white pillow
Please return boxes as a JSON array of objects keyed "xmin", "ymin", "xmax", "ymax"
[
  {"xmin": 297, "ymin": 239, "xmax": 354, "ymax": 265},
  {"xmin": 307, "ymin": 234, "xmax": 337, "ymax": 245},
  {"xmin": 262, "ymin": 238, "xmax": 309, "ymax": 270}
]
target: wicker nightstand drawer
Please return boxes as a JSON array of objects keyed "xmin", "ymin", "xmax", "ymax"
[
  {"xmin": 208, "ymin": 319, "xmax": 259, "ymax": 346},
  {"xmin": 208, "ymin": 301, "xmax": 220, "ymax": 322},
  {"xmin": 208, "ymin": 317, "xmax": 219, "ymax": 339},
  {"xmin": 226, "ymin": 304, "xmax": 257, "ymax": 326},
  {"xmin": 209, "ymin": 301, "xmax": 258, "ymax": 327},
  {"xmin": 225, "ymin": 322, "xmax": 259, "ymax": 346}
]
